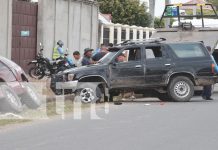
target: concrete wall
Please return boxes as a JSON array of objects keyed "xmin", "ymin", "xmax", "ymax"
[
  {"xmin": 0, "ymin": 0, "xmax": 12, "ymax": 59},
  {"xmin": 37, "ymin": 0, "xmax": 99, "ymax": 58}
]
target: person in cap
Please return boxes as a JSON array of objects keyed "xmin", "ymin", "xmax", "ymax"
[
  {"xmin": 73, "ymin": 51, "xmax": 83, "ymax": 67},
  {"xmin": 82, "ymin": 48, "xmax": 94, "ymax": 66}
]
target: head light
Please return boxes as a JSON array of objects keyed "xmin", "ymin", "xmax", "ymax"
[{"xmin": 68, "ymin": 74, "xmax": 75, "ymax": 81}]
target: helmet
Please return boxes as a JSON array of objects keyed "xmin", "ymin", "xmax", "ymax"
[{"xmin": 57, "ymin": 40, "xmax": 64, "ymax": 47}]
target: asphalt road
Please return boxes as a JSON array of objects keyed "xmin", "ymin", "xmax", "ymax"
[{"xmin": 0, "ymin": 95, "xmax": 218, "ymax": 150}]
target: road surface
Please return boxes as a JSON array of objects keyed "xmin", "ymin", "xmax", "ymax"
[{"xmin": 0, "ymin": 95, "xmax": 218, "ymax": 150}]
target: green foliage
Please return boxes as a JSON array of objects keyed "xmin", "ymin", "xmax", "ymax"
[
  {"xmin": 154, "ymin": 17, "xmax": 164, "ymax": 28},
  {"xmin": 98, "ymin": 0, "xmax": 152, "ymax": 27},
  {"xmin": 154, "ymin": 17, "xmax": 175, "ymax": 28}
]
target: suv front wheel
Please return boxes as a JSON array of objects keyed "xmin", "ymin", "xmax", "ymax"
[{"xmin": 168, "ymin": 76, "xmax": 194, "ymax": 102}]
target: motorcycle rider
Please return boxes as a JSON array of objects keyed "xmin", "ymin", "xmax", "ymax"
[
  {"xmin": 53, "ymin": 40, "xmax": 64, "ymax": 60},
  {"xmin": 64, "ymin": 51, "xmax": 74, "ymax": 67}
]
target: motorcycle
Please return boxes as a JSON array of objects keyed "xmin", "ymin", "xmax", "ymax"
[{"xmin": 28, "ymin": 43, "xmax": 72, "ymax": 80}]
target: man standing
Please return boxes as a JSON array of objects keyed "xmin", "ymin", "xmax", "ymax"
[
  {"xmin": 53, "ymin": 40, "xmax": 64, "ymax": 60},
  {"xmin": 202, "ymin": 46, "xmax": 218, "ymax": 100},
  {"xmin": 73, "ymin": 51, "xmax": 83, "ymax": 67},
  {"xmin": 82, "ymin": 48, "xmax": 94, "ymax": 66},
  {"xmin": 92, "ymin": 45, "xmax": 109, "ymax": 62}
]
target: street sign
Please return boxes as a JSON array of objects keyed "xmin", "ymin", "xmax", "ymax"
[{"xmin": 21, "ymin": 31, "xmax": 30, "ymax": 37}]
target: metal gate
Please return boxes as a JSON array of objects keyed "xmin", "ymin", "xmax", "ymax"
[{"xmin": 12, "ymin": 0, "xmax": 38, "ymax": 72}]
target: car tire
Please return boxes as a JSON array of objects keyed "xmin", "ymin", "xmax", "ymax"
[
  {"xmin": 75, "ymin": 83, "xmax": 104, "ymax": 104},
  {"xmin": 0, "ymin": 85, "xmax": 23, "ymax": 113},
  {"xmin": 29, "ymin": 67, "xmax": 45, "ymax": 80},
  {"xmin": 21, "ymin": 83, "xmax": 41, "ymax": 109},
  {"xmin": 168, "ymin": 76, "xmax": 194, "ymax": 102}
]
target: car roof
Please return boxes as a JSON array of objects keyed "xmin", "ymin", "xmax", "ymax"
[
  {"xmin": 109, "ymin": 41, "xmax": 203, "ymax": 52},
  {"xmin": 0, "ymin": 56, "xmax": 19, "ymax": 68}
]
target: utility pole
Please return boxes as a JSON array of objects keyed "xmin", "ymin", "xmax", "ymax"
[
  {"xmin": 149, "ymin": 0, "xmax": 155, "ymax": 27},
  {"xmin": 165, "ymin": 0, "xmax": 171, "ymax": 28},
  {"xmin": 193, "ymin": 0, "xmax": 197, "ymax": 19}
]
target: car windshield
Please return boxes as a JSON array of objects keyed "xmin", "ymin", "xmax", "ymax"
[{"xmin": 98, "ymin": 52, "xmax": 118, "ymax": 64}]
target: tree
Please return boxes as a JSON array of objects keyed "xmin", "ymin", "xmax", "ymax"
[
  {"xmin": 98, "ymin": 0, "xmax": 152, "ymax": 27},
  {"xmin": 207, "ymin": 0, "xmax": 218, "ymax": 9}
]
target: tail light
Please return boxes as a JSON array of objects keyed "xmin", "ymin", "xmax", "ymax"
[{"xmin": 211, "ymin": 63, "xmax": 215, "ymax": 74}]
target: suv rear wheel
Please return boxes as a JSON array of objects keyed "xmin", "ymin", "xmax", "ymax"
[{"xmin": 168, "ymin": 76, "xmax": 194, "ymax": 102}]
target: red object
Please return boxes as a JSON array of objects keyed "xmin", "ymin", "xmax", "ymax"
[
  {"xmin": 0, "ymin": 56, "xmax": 29, "ymax": 99},
  {"xmin": 212, "ymin": 63, "xmax": 215, "ymax": 74}
]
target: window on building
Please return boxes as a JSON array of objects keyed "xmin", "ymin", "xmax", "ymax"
[
  {"xmin": 130, "ymin": 30, "xmax": 133, "ymax": 40},
  {"xmin": 103, "ymin": 28, "xmax": 109, "ymax": 46},
  {"xmin": 137, "ymin": 31, "xmax": 140, "ymax": 39},
  {"xmin": 121, "ymin": 29, "xmax": 126, "ymax": 42},
  {"xmin": 114, "ymin": 29, "xmax": 117, "ymax": 45}
]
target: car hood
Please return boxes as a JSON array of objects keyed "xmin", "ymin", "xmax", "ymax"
[
  {"xmin": 62, "ymin": 63, "xmax": 107, "ymax": 75},
  {"xmin": 0, "ymin": 56, "xmax": 25, "ymax": 75}
]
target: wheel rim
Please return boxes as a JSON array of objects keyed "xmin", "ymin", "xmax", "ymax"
[
  {"xmin": 31, "ymin": 68, "xmax": 42, "ymax": 79},
  {"xmin": 80, "ymin": 88, "xmax": 95, "ymax": 103},
  {"xmin": 174, "ymin": 81, "xmax": 190, "ymax": 98},
  {"xmin": 5, "ymin": 90, "xmax": 20, "ymax": 107}
]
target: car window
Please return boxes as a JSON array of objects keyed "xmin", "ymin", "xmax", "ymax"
[
  {"xmin": 169, "ymin": 43, "xmax": 206, "ymax": 58},
  {"xmin": 145, "ymin": 46, "xmax": 163, "ymax": 59},
  {"xmin": 116, "ymin": 48, "xmax": 141, "ymax": 63}
]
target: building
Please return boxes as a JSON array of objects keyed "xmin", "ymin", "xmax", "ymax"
[
  {"xmin": 99, "ymin": 14, "xmax": 155, "ymax": 46},
  {"xmin": 0, "ymin": 0, "xmax": 98, "ymax": 71}
]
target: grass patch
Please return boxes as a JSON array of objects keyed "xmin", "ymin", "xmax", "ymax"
[{"xmin": 0, "ymin": 119, "xmax": 30, "ymax": 127}]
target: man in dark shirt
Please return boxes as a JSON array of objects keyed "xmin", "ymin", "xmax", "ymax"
[
  {"xmin": 82, "ymin": 48, "xmax": 94, "ymax": 66},
  {"xmin": 92, "ymin": 45, "xmax": 109, "ymax": 62}
]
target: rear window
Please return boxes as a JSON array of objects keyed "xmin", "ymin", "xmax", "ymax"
[{"xmin": 169, "ymin": 43, "xmax": 206, "ymax": 58}]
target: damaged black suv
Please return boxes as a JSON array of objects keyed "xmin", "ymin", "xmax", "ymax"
[{"xmin": 50, "ymin": 39, "xmax": 218, "ymax": 103}]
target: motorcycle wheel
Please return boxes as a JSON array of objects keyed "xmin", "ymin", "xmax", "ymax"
[{"xmin": 29, "ymin": 67, "xmax": 45, "ymax": 80}]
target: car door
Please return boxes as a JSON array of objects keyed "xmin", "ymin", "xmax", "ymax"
[
  {"xmin": 144, "ymin": 44, "xmax": 172, "ymax": 85},
  {"xmin": 109, "ymin": 46, "xmax": 145, "ymax": 88}
]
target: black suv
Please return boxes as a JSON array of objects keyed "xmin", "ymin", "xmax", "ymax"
[{"xmin": 50, "ymin": 39, "xmax": 218, "ymax": 103}]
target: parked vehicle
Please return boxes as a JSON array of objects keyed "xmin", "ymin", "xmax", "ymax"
[
  {"xmin": 50, "ymin": 38, "xmax": 218, "ymax": 103},
  {"xmin": 28, "ymin": 43, "xmax": 72, "ymax": 80},
  {"xmin": 0, "ymin": 56, "xmax": 41, "ymax": 113}
]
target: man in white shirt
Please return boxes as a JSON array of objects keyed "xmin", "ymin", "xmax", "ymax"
[{"xmin": 73, "ymin": 51, "xmax": 83, "ymax": 67}]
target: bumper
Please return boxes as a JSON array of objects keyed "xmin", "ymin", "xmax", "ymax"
[
  {"xmin": 195, "ymin": 76, "xmax": 218, "ymax": 86},
  {"xmin": 56, "ymin": 80, "xmax": 78, "ymax": 92},
  {"xmin": 50, "ymin": 74, "xmax": 79, "ymax": 94}
]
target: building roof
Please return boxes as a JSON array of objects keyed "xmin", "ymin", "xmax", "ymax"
[
  {"xmin": 99, "ymin": 13, "xmax": 112, "ymax": 25},
  {"xmin": 180, "ymin": 0, "xmax": 213, "ymax": 10}
]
